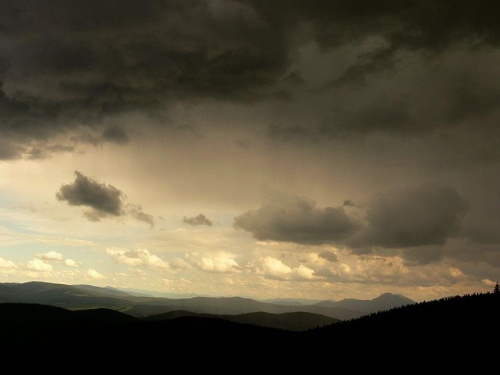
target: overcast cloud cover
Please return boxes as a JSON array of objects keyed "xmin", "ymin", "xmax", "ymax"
[{"xmin": 1, "ymin": 0, "xmax": 500, "ymax": 301}]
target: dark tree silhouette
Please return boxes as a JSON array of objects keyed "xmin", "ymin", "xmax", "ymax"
[{"xmin": 494, "ymin": 282, "xmax": 500, "ymax": 294}]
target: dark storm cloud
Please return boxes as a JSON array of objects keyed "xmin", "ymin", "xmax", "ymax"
[
  {"xmin": 318, "ymin": 251, "xmax": 338, "ymax": 262},
  {"xmin": 0, "ymin": 0, "xmax": 289, "ymax": 156},
  {"xmin": 399, "ymin": 246, "xmax": 444, "ymax": 266},
  {"xmin": 352, "ymin": 185, "xmax": 468, "ymax": 249},
  {"xmin": 56, "ymin": 171, "xmax": 124, "ymax": 220},
  {"xmin": 183, "ymin": 214, "xmax": 213, "ymax": 226},
  {"xmin": 27, "ymin": 144, "xmax": 75, "ymax": 160},
  {"xmin": 246, "ymin": 0, "xmax": 500, "ymax": 79},
  {"xmin": 268, "ymin": 125, "xmax": 314, "ymax": 142},
  {"xmin": 236, "ymin": 187, "xmax": 469, "ymax": 264},
  {"xmin": 56, "ymin": 171, "xmax": 153, "ymax": 225},
  {"xmin": 234, "ymin": 193, "xmax": 358, "ymax": 245},
  {"xmin": 0, "ymin": 139, "xmax": 23, "ymax": 160},
  {"xmin": 1, "ymin": 0, "xmax": 500, "ymax": 159},
  {"xmin": 101, "ymin": 126, "xmax": 129, "ymax": 145}
]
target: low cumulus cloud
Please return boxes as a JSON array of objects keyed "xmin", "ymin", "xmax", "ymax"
[
  {"xmin": 184, "ymin": 252, "xmax": 241, "ymax": 273},
  {"xmin": 26, "ymin": 258, "xmax": 53, "ymax": 272},
  {"xmin": 57, "ymin": 171, "xmax": 154, "ymax": 226},
  {"xmin": 183, "ymin": 213, "xmax": 213, "ymax": 226},
  {"xmin": 36, "ymin": 251, "xmax": 64, "ymax": 262},
  {"xmin": 64, "ymin": 259, "xmax": 79, "ymax": 267},
  {"xmin": 87, "ymin": 269, "xmax": 105, "ymax": 279},
  {"xmin": 255, "ymin": 257, "xmax": 315, "ymax": 281},
  {"xmin": 234, "ymin": 192, "xmax": 358, "ymax": 245},
  {"xmin": 0, "ymin": 257, "xmax": 17, "ymax": 270},
  {"xmin": 107, "ymin": 248, "xmax": 168, "ymax": 270},
  {"xmin": 36, "ymin": 251, "xmax": 80, "ymax": 267}
]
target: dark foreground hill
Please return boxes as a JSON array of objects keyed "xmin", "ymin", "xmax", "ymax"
[
  {"xmin": 145, "ymin": 310, "xmax": 338, "ymax": 331},
  {"xmin": 1, "ymin": 293, "xmax": 498, "ymax": 373}
]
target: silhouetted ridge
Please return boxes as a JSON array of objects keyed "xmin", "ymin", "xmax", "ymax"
[
  {"xmin": 145, "ymin": 310, "xmax": 337, "ymax": 330},
  {"xmin": 75, "ymin": 308, "xmax": 139, "ymax": 324}
]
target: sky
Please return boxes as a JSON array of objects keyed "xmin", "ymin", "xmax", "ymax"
[{"xmin": 1, "ymin": 0, "xmax": 500, "ymax": 301}]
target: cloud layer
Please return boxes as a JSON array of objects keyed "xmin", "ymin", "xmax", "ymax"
[{"xmin": 2, "ymin": 1, "xmax": 499, "ymax": 159}]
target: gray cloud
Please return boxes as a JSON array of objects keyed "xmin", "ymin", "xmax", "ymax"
[
  {"xmin": 0, "ymin": 0, "xmax": 289, "ymax": 157},
  {"xmin": 183, "ymin": 214, "xmax": 213, "ymax": 226},
  {"xmin": 318, "ymin": 251, "xmax": 338, "ymax": 263},
  {"xmin": 399, "ymin": 246, "xmax": 444, "ymax": 266},
  {"xmin": 343, "ymin": 199, "xmax": 358, "ymax": 208},
  {"xmin": 234, "ymin": 192, "xmax": 358, "ymax": 245},
  {"xmin": 56, "ymin": 171, "xmax": 153, "ymax": 225},
  {"xmin": 102, "ymin": 126, "xmax": 129, "ymax": 145},
  {"xmin": 56, "ymin": 171, "xmax": 124, "ymax": 220},
  {"xmin": 356, "ymin": 185, "xmax": 469, "ymax": 249},
  {"xmin": 0, "ymin": 139, "xmax": 24, "ymax": 160},
  {"xmin": 27, "ymin": 144, "xmax": 75, "ymax": 160},
  {"xmin": 247, "ymin": 0, "xmax": 500, "ymax": 82},
  {"xmin": 127, "ymin": 204, "xmax": 155, "ymax": 228},
  {"xmin": 236, "ymin": 186, "xmax": 469, "ymax": 265}
]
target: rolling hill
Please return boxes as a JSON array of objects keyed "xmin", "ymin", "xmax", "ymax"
[{"xmin": 145, "ymin": 310, "xmax": 338, "ymax": 331}]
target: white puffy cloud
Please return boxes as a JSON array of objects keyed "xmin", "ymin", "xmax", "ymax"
[
  {"xmin": 106, "ymin": 248, "xmax": 168, "ymax": 270},
  {"xmin": 64, "ymin": 259, "xmax": 79, "ymax": 267},
  {"xmin": 258, "ymin": 257, "xmax": 293, "ymax": 279},
  {"xmin": 295, "ymin": 264, "xmax": 315, "ymax": 279},
  {"xmin": 87, "ymin": 269, "xmax": 104, "ymax": 279},
  {"xmin": 0, "ymin": 257, "xmax": 17, "ymax": 269},
  {"xmin": 35, "ymin": 251, "xmax": 80, "ymax": 267},
  {"xmin": 27, "ymin": 258, "xmax": 53, "ymax": 272},
  {"xmin": 256, "ymin": 257, "xmax": 315, "ymax": 281},
  {"xmin": 185, "ymin": 252, "xmax": 241, "ymax": 273},
  {"xmin": 36, "ymin": 251, "xmax": 64, "ymax": 261},
  {"xmin": 0, "ymin": 257, "xmax": 17, "ymax": 271},
  {"xmin": 170, "ymin": 258, "xmax": 190, "ymax": 270}
]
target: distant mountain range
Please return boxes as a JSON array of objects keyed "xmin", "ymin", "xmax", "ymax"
[
  {"xmin": 0, "ymin": 281, "xmax": 414, "ymax": 324},
  {"xmin": 315, "ymin": 293, "xmax": 414, "ymax": 313}
]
